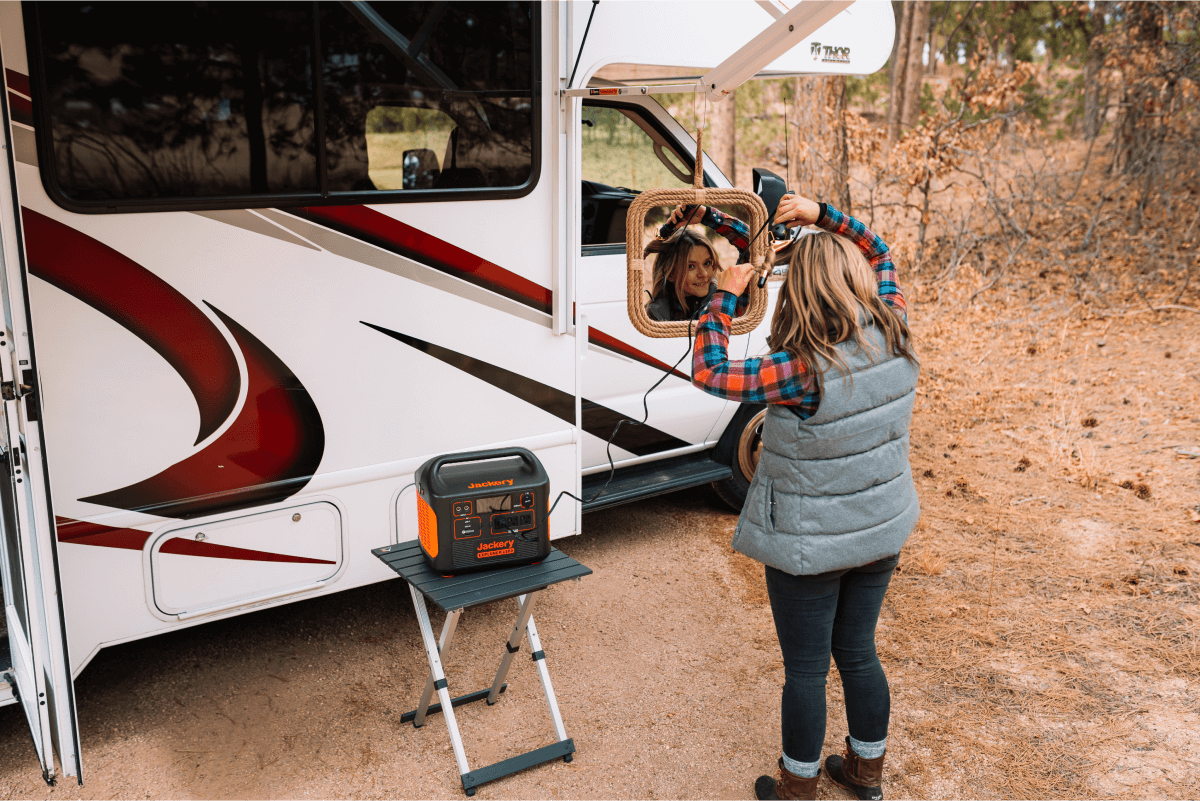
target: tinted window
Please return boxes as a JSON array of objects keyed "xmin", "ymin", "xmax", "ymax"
[
  {"xmin": 321, "ymin": 2, "xmax": 535, "ymax": 193},
  {"xmin": 38, "ymin": 3, "xmax": 318, "ymax": 202},
  {"xmin": 32, "ymin": 2, "xmax": 538, "ymax": 209}
]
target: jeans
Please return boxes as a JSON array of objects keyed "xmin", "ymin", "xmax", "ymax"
[{"xmin": 764, "ymin": 553, "xmax": 900, "ymax": 764}]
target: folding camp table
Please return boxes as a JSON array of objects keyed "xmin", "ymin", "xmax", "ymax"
[{"xmin": 372, "ymin": 540, "xmax": 592, "ymax": 796}]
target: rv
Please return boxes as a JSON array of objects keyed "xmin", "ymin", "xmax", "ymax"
[{"xmin": 0, "ymin": 0, "xmax": 891, "ymax": 783}]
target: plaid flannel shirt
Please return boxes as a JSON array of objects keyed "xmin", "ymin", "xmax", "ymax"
[{"xmin": 692, "ymin": 204, "xmax": 907, "ymax": 419}]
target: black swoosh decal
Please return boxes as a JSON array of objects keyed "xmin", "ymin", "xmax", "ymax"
[{"xmin": 362, "ymin": 322, "xmax": 689, "ymax": 457}]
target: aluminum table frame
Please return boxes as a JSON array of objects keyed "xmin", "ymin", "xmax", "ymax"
[{"xmin": 372, "ymin": 540, "xmax": 591, "ymax": 796}]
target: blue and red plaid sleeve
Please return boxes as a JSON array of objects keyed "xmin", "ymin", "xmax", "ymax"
[
  {"xmin": 692, "ymin": 290, "xmax": 819, "ymax": 410},
  {"xmin": 691, "ymin": 204, "xmax": 905, "ymax": 413}
]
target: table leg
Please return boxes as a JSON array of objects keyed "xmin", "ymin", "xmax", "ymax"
[
  {"xmin": 414, "ymin": 607, "xmax": 461, "ymax": 728},
  {"xmin": 409, "ymin": 583, "xmax": 470, "ymax": 778},
  {"xmin": 525, "ymin": 613, "xmax": 569, "ymax": 747},
  {"xmin": 486, "ymin": 592, "xmax": 536, "ymax": 704}
]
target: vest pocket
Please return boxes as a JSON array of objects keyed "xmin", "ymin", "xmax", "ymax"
[{"xmin": 767, "ymin": 482, "xmax": 777, "ymax": 530}]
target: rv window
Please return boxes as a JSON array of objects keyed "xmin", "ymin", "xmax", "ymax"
[
  {"xmin": 581, "ymin": 106, "xmax": 690, "ymax": 194},
  {"xmin": 580, "ymin": 104, "xmax": 693, "ymax": 250},
  {"xmin": 320, "ymin": 1, "xmax": 535, "ymax": 193},
  {"xmin": 36, "ymin": 3, "xmax": 320, "ymax": 202},
  {"xmin": 31, "ymin": 2, "xmax": 538, "ymax": 210}
]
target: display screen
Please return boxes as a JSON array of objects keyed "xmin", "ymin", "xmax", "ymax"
[{"xmin": 475, "ymin": 494, "xmax": 512, "ymax": 513}]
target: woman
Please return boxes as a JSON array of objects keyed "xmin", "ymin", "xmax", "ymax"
[
  {"xmin": 644, "ymin": 204, "xmax": 750, "ymax": 322},
  {"xmin": 692, "ymin": 193, "xmax": 919, "ymax": 801}
]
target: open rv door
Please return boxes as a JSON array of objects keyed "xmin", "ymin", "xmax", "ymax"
[{"xmin": 0, "ymin": 39, "xmax": 82, "ymax": 786}]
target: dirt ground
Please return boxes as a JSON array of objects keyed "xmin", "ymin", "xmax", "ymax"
[{"xmin": 1, "ymin": 282, "xmax": 1198, "ymax": 799}]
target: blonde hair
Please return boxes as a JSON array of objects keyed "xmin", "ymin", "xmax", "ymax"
[
  {"xmin": 769, "ymin": 232, "xmax": 915, "ymax": 392},
  {"xmin": 644, "ymin": 228, "xmax": 722, "ymax": 310}
]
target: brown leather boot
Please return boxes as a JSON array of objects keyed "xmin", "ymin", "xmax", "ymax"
[
  {"xmin": 754, "ymin": 757, "xmax": 820, "ymax": 800},
  {"xmin": 824, "ymin": 737, "xmax": 885, "ymax": 800}
]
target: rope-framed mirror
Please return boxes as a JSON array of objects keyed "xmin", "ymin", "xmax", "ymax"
[{"xmin": 625, "ymin": 130, "xmax": 771, "ymax": 338}]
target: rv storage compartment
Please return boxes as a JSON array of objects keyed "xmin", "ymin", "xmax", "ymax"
[{"xmin": 150, "ymin": 502, "xmax": 343, "ymax": 618}]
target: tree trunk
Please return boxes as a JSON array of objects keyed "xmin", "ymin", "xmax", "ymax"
[
  {"xmin": 901, "ymin": 1, "xmax": 931, "ymax": 131},
  {"xmin": 887, "ymin": 1, "xmax": 913, "ymax": 146},
  {"xmin": 792, "ymin": 76, "xmax": 851, "ymax": 213},
  {"xmin": 1082, "ymin": 1, "xmax": 1107, "ymax": 139},
  {"xmin": 1112, "ymin": 2, "xmax": 1163, "ymax": 176},
  {"xmin": 925, "ymin": 5, "xmax": 937, "ymax": 74},
  {"xmin": 708, "ymin": 89, "xmax": 737, "ymax": 187}
]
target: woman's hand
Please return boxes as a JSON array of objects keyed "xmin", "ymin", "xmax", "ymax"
[
  {"xmin": 715, "ymin": 261, "xmax": 756, "ymax": 296},
  {"xmin": 774, "ymin": 194, "xmax": 821, "ymax": 228},
  {"xmin": 668, "ymin": 204, "xmax": 707, "ymax": 228}
]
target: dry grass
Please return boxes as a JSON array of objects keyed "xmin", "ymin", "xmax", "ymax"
[
  {"xmin": 862, "ymin": 263, "xmax": 1200, "ymax": 798},
  {"xmin": 703, "ymin": 197, "xmax": 1200, "ymax": 796}
]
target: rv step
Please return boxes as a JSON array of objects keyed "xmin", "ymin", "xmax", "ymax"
[
  {"xmin": 0, "ymin": 631, "xmax": 10, "ymax": 676},
  {"xmin": 581, "ymin": 452, "xmax": 732, "ymax": 513}
]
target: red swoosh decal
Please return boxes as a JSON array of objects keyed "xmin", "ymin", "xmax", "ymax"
[
  {"xmin": 158, "ymin": 538, "xmax": 335, "ymax": 565},
  {"xmin": 7, "ymin": 91, "xmax": 32, "ymax": 127},
  {"xmin": 5, "ymin": 69, "xmax": 30, "ymax": 97},
  {"xmin": 56, "ymin": 516, "xmax": 150, "ymax": 551},
  {"xmin": 23, "ymin": 208, "xmax": 240, "ymax": 445},
  {"xmin": 289, "ymin": 205, "xmax": 553, "ymax": 314},
  {"xmin": 56, "ymin": 516, "xmax": 333, "ymax": 564},
  {"xmin": 81, "ymin": 303, "xmax": 325, "ymax": 518},
  {"xmin": 288, "ymin": 206, "xmax": 688, "ymax": 380},
  {"xmin": 588, "ymin": 327, "xmax": 690, "ymax": 381}
]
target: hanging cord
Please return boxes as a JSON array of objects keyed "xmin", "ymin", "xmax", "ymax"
[
  {"xmin": 567, "ymin": 0, "xmax": 600, "ymax": 90},
  {"xmin": 547, "ymin": 301, "xmax": 706, "ymax": 517}
]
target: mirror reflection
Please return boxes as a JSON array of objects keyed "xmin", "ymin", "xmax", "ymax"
[{"xmin": 641, "ymin": 204, "xmax": 764, "ymax": 321}]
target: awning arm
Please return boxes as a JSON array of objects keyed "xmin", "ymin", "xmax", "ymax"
[
  {"xmin": 700, "ymin": 0, "xmax": 852, "ymax": 102},
  {"xmin": 561, "ymin": 84, "xmax": 700, "ymax": 99}
]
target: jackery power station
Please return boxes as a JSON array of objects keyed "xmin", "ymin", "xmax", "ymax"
[{"xmin": 415, "ymin": 448, "xmax": 551, "ymax": 575}]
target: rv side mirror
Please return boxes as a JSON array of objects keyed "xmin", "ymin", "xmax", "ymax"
[
  {"xmin": 752, "ymin": 167, "xmax": 792, "ymax": 244},
  {"xmin": 402, "ymin": 148, "xmax": 440, "ymax": 190}
]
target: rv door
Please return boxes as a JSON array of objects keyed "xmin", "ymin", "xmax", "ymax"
[{"xmin": 0, "ymin": 57, "xmax": 82, "ymax": 785}]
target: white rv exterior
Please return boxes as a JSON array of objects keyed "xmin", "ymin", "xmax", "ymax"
[{"xmin": 0, "ymin": 0, "xmax": 892, "ymax": 783}]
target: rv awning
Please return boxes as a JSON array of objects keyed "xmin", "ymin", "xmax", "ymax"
[{"xmin": 569, "ymin": 0, "xmax": 894, "ymax": 86}]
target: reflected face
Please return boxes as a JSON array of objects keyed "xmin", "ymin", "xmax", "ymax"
[{"xmin": 675, "ymin": 245, "xmax": 717, "ymax": 298}]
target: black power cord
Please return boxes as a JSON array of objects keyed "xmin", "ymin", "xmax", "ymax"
[
  {"xmin": 548, "ymin": 189, "xmax": 786, "ymax": 519},
  {"xmin": 548, "ymin": 299, "xmax": 706, "ymax": 517}
]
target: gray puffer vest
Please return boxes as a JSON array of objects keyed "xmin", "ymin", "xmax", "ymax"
[{"xmin": 731, "ymin": 324, "xmax": 921, "ymax": 575}]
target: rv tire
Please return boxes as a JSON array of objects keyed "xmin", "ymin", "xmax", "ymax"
[{"xmin": 711, "ymin": 404, "xmax": 767, "ymax": 512}]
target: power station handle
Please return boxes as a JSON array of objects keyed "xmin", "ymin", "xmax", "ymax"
[{"xmin": 427, "ymin": 447, "xmax": 539, "ymax": 479}]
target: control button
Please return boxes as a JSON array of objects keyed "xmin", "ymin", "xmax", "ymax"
[
  {"xmin": 453, "ymin": 501, "xmax": 472, "ymax": 517},
  {"xmin": 520, "ymin": 492, "xmax": 534, "ymax": 508},
  {"xmin": 454, "ymin": 517, "xmax": 482, "ymax": 540}
]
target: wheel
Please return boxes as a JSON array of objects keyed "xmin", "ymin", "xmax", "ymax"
[
  {"xmin": 711, "ymin": 407, "xmax": 767, "ymax": 512},
  {"xmin": 563, "ymin": 753, "xmax": 573, "ymax": 763}
]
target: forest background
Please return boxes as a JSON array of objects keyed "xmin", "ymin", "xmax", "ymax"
[{"xmin": 663, "ymin": 0, "xmax": 1200, "ymax": 310}]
